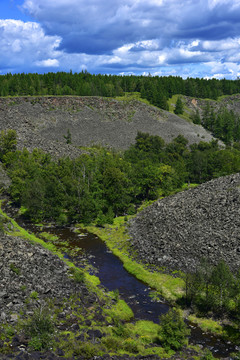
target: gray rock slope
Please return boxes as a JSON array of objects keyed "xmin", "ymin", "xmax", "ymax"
[
  {"xmin": 129, "ymin": 173, "xmax": 240, "ymax": 272},
  {"xmin": 0, "ymin": 233, "xmax": 94, "ymax": 324},
  {"xmin": 0, "ymin": 96, "xmax": 214, "ymax": 157}
]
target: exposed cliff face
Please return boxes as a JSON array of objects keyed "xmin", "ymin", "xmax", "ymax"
[
  {"xmin": 129, "ymin": 173, "xmax": 240, "ymax": 273},
  {"xmin": 0, "ymin": 96, "xmax": 214, "ymax": 158}
]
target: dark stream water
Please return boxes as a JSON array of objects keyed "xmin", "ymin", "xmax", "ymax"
[{"xmin": 9, "ymin": 210, "xmax": 238, "ymax": 358}]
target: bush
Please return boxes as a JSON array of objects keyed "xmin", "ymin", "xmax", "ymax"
[{"xmin": 158, "ymin": 308, "xmax": 190, "ymax": 350}]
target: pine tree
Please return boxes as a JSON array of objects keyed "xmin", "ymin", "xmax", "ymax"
[{"xmin": 174, "ymin": 96, "xmax": 184, "ymax": 115}]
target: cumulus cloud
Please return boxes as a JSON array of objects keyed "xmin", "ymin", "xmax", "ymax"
[
  {"xmin": 35, "ymin": 59, "xmax": 59, "ymax": 67},
  {"xmin": 0, "ymin": 19, "xmax": 61, "ymax": 72},
  {"xmin": 1, "ymin": 0, "xmax": 240, "ymax": 77},
  {"xmin": 21, "ymin": 0, "xmax": 240, "ymax": 54}
]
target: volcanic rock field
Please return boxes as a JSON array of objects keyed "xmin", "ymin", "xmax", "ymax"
[
  {"xmin": 129, "ymin": 173, "xmax": 240, "ymax": 272},
  {"xmin": 0, "ymin": 96, "xmax": 214, "ymax": 157}
]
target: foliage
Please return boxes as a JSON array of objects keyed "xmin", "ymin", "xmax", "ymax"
[
  {"xmin": 158, "ymin": 308, "xmax": 190, "ymax": 350},
  {"xmin": 1, "ymin": 129, "xmax": 240, "ymax": 226},
  {"xmin": 2, "ymin": 72, "xmax": 240, "ymax": 111},
  {"xmin": 200, "ymin": 349, "xmax": 215, "ymax": 360},
  {"xmin": 68, "ymin": 267, "xmax": 85, "ymax": 282},
  {"xmin": 30, "ymin": 291, "xmax": 39, "ymax": 300},
  {"xmin": 200, "ymin": 105, "xmax": 240, "ymax": 144},
  {"xmin": 184, "ymin": 258, "xmax": 240, "ymax": 317},
  {"xmin": 71, "ymin": 342, "xmax": 102, "ymax": 358},
  {"xmin": 0, "ymin": 129, "xmax": 17, "ymax": 161},
  {"xmin": 104, "ymin": 299, "xmax": 134, "ymax": 322}
]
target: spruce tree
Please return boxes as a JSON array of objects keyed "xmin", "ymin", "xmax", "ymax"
[{"xmin": 174, "ymin": 96, "xmax": 184, "ymax": 115}]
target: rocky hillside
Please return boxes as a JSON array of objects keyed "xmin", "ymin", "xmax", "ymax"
[
  {"xmin": 0, "ymin": 234, "xmax": 91, "ymax": 325},
  {"xmin": 184, "ymin": 93, "xmax": 240, "ymax": 117},
  {"xmin": 0, "ymin": 96, "xmax": 214, "ymax": 157},
  {"xmin": 129, "ymin": 173, "xmax": 240, "ymax": 273}
]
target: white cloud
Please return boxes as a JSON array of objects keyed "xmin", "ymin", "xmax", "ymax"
[
  {"xmin": 0, "ymin": 19, "xmax": 61, "ymax": 71},
  {"xmin": 0, "ymin": 0, "xmax": 239, "ymax": 78},
  {"xmin": 202, "ymin": 38, "xmax": 240, "ymax": 51},
  {"xmin": 35, "ymin": 59, "xmax": 59, "ymax": 67},
  {"xmin": 208, "ymin": 0, "xmax": 240, "ymax": 9}
]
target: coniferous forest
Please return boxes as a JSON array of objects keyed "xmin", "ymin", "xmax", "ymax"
[{"xmin": 1, "ymin": 71, "xmax": 240, "ymax": 107}]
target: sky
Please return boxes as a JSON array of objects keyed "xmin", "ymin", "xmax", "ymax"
[{"xmin": 1, "ymin": 0, "xmax": 240, "ymax": 78}]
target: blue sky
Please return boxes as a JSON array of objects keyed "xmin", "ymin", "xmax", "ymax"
[{"xmin": 1, "ymin": 0, "xmax": 240, "ymax": 78}]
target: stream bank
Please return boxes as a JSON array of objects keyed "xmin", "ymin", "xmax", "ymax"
[
  {"xmin": 0, "ymin": 204, "xmax": 199, "ymax": 360},
  {"xmin": 0, "ymin": 204, "xmax": 238, "ymax": 359}
]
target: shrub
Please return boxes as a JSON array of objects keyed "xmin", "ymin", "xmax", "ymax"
[
  {"xmin": 30, "ymin": 291, "xmax": 39, "ymax": 300},
  {"xmin": 102, "ymin": 336, "xmax": 122, "ymax": 351},
  {"xmin": 158, "ymin": 308, "xmax": 190, "ymax": 350}
]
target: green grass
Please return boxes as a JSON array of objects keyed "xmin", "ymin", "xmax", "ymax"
[
  {"xmin": 188, "ymin": 314, "xmax": 240, "ymax": 344},
  {"xmin": 81, "ymin": 211, "xmax": 238, "ymax": 340},
  {"xmin": 125, "ymin": 320, "xmax": 160, "ymax": 343},
  {"xmin": 114, "ymin": 92, "xmax": 152, "ymax": 106},
  {"xmin": 188, "ymin": 315, "xmax": 224, "ymax": 336},
  {"xmin": 39, "ymin": 231, "xmax": 59, "ymax": 242},
  {"xmin": 167, "ymin": 94, "xmax": 196, "ymax": 122},
  {"xmin": 105, "ymin": 298, "xmax": 134, "ymax": 322}
]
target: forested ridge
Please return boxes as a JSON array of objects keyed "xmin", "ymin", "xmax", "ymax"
[
  {"xmin": 1, "ymin": 71, "xmax": 240, "ymax": 109},
  {"xmin": 3, "ymin": 71, "xmax": 240, "ymax": 147}
]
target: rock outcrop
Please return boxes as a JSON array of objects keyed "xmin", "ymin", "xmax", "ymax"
[
  {"xmin": 129, "ymin": 173, "xmax": 240, "ymax": 272},
  {"xmin": 0, "ymin": 164, "xmax": 11, "ymax": 190}
]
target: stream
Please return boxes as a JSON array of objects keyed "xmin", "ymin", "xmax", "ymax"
[{"xmin": 8, "ymin": 209, "xmax": 238, "ymax": 358}]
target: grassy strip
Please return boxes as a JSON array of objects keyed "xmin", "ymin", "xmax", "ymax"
[
  {"xmin": 188, "ymin": 314, "xmax": 240, "ymax": 344},
  {"xmin": 83, "ymin": 217, "xmax": 184, "ymax": 302},
  {"xmin": 83, "ymin": 216, "xmax": 238, "ymax": 341},
  {"xmin": 188, "ymin": 315, "xmax": 224, "ymax": 336},
  {"xmin": 114, "ymin": 92, "xmax": 152, "ymax": 106},
  {"xmin": 167, "ymin": 94, "xmax": 194, "ymax": 122},
  {"xmin": 105, "ymin": 298, "xmax": 134, "ymax": 322}
]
